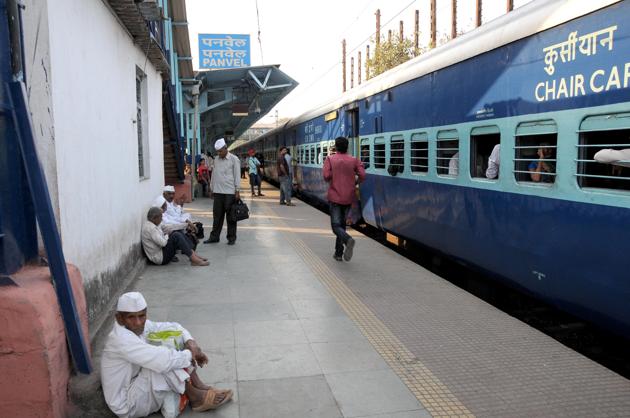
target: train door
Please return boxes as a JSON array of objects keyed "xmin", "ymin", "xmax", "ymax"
[{"xmin": 347, "ymin": 102, "xmax": 360, "ymax": 157}]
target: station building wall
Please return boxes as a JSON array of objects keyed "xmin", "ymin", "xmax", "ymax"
[{"xmin": 24, "ymin": 0, "xmax": 165, "ymax": 328}]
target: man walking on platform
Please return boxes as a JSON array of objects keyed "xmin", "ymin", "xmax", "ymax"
[
  {"xmin": 204, "ymin": 138, "xmax": 241, "ymax": 245},
  {"xmin": 247, "ymin": 149, "xmax": 264, "ymax": 196},
  {"xmin": 277, "ymin": 147, "xmax": 295, "ymax": 206},
  {"xmin": 323, "ymin": 136, "xmax": 365, "ymax": 261}
]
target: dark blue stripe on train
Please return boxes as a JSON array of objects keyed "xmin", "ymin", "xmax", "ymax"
[{"xmin": 298, "ymin": 166, "xmax": 630, "ymax": 337}]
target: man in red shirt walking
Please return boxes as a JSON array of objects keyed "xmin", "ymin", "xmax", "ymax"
[{"xmin": 323, "ymin": 136, "xmax": 366, "ymax": 261}]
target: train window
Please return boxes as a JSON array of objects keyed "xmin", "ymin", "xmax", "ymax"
[
  {"xmin": 514, "ymin": 120, "xmax": 557, "ymax": 184},
  {"xmin": 577, "ymin": 113, "xmax": 630, "ymax": 191},
  {"xmin": 374, "ymin": 138, "xmax": 386, "ymax": 169},
  {"xmin": 360, "ymin": 139, "xmax": 370, "ymax": 169},
  {"xmin": 436, "ymin": 130, "xmax": 459, "ymax": 177},
  {"xmin": 410, "ymin": 132, "xmax": 428, "ymax": 173},
  {"xmin": 470, "ymin": 126, "xmax": 501, "ymax": 179},
  {"xmin": 323, "ymin": 144, "xmax": 329, "ymax": 159},
  {"xmin": 388, "ymin": 135, "xmax": 404, "ymax": 174},
  {"xmin": 316, "ymin": 144, "xmax": 323, "ymax": 165}
]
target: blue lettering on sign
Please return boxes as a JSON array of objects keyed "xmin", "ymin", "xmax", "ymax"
[{"xmin": 199, "ymin": 34, "xmax": 250, "ymax": 69}]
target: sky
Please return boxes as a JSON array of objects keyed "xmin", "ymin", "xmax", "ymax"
[{"xmin": 186, "ymin": 0, "xmax": 534, "ymax": 126}]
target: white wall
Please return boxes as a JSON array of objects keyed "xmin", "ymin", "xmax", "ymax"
[
  {"xmin": 23, "ymin": 0, "xmax": 59, "ymax": 226},
  {"xmin": 46, "ymin": 0, "xmax": 164, "ymax": 286}
]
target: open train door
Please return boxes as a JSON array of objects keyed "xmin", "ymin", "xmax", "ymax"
[{"xmin": 346, "ymin": 101, "xmax": 360, "ymax": 156}]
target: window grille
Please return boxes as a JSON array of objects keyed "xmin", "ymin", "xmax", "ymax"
[
  {"xmin": 360, "ymin": 139, "xmax": 370, "ymax": 169},
  {"xmin": 410, "ymin": 133, "xmax": 428, "ymax": 173},
  {"xmin": 389, "ymin": 135, "xmax": 404, "ymax": 173},
  {"xmin": 374, "ymin": 138, "xmax": 385, "ymax": 169},
  {"xmin": 577, "ymin": 113, "xmax": 630, "ymax": 191},
  {"xmin": 436, "ymin": 130, "xmax": 459, "ymax": 176},
  {"xmin": 514, "ymin": 120, "xmax": 557, "ymax": 184}
]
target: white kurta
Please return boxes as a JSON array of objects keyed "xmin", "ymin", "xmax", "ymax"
[
  {"xmin": 101, "ymin": 320, "xmax": 193, "ymax": 418},
  {"xmin": 485, "ymin": 144, "xmax": 500, "ymax": 179},
  {"xmin": 164, "ymin": 201, "xmax": 191, "ymax": 224}
]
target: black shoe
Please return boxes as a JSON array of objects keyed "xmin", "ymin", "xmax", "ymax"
[
  {"xmin": 227, "ymin": 240, "xmax": 236, "ymax": 245},
  {"xmin": 343, "ymin": 238, "xmax": 355, "ymax": 261},
  {"xmin": 171, "ymin": 256, "xmax": 179, "ymax": 262},
  {"xmin": 203, "ymin": 238, "xmax": 219, "ymax": 244},
  {"xmin": 333, "ymin": 254, "xmax": 343, "ymax": 262},
  {"xmin": 258, "ymin": 193, "xmax": 265, "ymax": 196}
]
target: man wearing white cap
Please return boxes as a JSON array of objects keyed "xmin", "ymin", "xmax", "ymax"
[
  {"xmin": 141, "ymin": 206, "xmax": 209, "ymax": 266},
  {"xmin": 204, "ymin": 138, "xmax": 241, "ymax": 245},
  {"xmin": 162, "ymin": 186, "xmax": 203, "ymax": 245},
  {"xmin": 101, "ymin": 292, "xmax": 233, "ymax": 417},
  {"xmin": 162, "ymin": 185, "xmax": 191, "ymax": 223}
]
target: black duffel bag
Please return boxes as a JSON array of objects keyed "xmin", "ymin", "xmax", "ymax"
[{"xmin": 229, "ymin": 199, "xmax": 249, "ymax": 222}]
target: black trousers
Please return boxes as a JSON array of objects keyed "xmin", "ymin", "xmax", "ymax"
[
  {"xmin": 210, "ymin": 193, "xmax": 237, "ymax": 242},
  {"xmin": 161, "ymin": 231, "xmax": 193, "ymax": 264}
]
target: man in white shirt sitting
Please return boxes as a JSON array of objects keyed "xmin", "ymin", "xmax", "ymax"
[
  {"xmin": 162, "ymin": 185, "xmax": 203, "ymax": 242},
  {"xmin": 101, "ymin": 292, "xmax": 233, "ymax": 417},
  {"xmin": 141, "ymin": 206, "xmax": 208, "ymax": 266}
]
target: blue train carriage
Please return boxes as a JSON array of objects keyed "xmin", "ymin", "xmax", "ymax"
[
  {"xmin": 353, "ymin": 0, "xmax": 630, "ymax": 338},
  {"xmin": 237, "ymin": 0, "xmax": 630, "ymax": 337}
]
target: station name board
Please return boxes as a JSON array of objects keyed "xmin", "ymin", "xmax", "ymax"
[{"xmin": 198, "ymin": 34, "xmax": 250, "ymax": 69}]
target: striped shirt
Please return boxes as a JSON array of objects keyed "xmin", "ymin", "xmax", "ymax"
[{"xmin": 211, "ymin": 152, "xmax": 240, "ymax": 194}]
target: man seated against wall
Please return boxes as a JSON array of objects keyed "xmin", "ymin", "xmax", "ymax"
[
  {"xmin": 142, "ymin": 206, "xmax": 209, "ymax": 267},
  {"xmin": 101, "ymin": 292, "xmax": 233, "ymax": 417}
]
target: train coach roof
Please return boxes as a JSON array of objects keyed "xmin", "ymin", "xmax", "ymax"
[{"xmin": 286, "ymin": 0, "xmax": 620, "ymax": 128}]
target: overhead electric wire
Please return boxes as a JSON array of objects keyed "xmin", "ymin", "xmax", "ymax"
[
  {"xmin": 286, "ymin": 0, "xmax": 418, "ymax": 103},
  {"xmin": 255, "ymin": 0, "xmax": 264, "ymax": 64}
]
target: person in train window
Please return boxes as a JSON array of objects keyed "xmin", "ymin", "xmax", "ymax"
[
  {"xmin": 323, "ymin": 136, "xmax": 366, "ymax": 262},
  {"xmin": 361, "ymin": 148, "xmax": 370, "ymax": 169},
  {"xmin": 448, "ymin": 152, "xmax": 459, "ymax": 176},
  {"xmin": 528, "ymin": 143, "xmax": 556, "ymax": 183},
  {"xmin": 594, "ymin": 148, "xmax": 630, "ymax": 168},
  {"xmin": 485, "ymin": 144, "xmax": 500, "ymax": 179}
]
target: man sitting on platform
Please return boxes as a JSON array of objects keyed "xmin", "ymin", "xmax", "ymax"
[
  {"xmin": 142, "ymin": 206, "xmax": 208, "ymax": 266},
  {"xmin": 162, "ymin": 186, "xmax": 203, "ymax": 243},
  {"xmin": 101, "ymin": 292, "xmax": 233, "ymax": 417}
]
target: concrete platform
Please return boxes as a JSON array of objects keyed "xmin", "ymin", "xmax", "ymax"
[{"xmin": 96, "ymin": 181, "xmax": 630, "ymax": 417}]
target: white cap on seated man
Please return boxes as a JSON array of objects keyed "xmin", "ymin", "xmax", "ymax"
[{"xmin": 101, "ymin": 292, "xmax": 232, "ymax": 417}]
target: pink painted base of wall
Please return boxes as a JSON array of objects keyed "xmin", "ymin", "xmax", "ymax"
[
  {"xmin": 0, "ymin": 264, "xmax": 90, "ymax": 418},
  {"xmin": 171, "ymin": 175, "xmax": 192, "ymax": 203}
]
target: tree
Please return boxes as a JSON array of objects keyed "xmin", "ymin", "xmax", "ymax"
[{"xmin": 366, "ymin": 35, "xmax": 419, "ymax": 79}]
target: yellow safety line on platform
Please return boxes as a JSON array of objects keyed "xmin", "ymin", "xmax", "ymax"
[{"xmin": 263, "ymin": 204, "xmax": 474, "ymax": 418}]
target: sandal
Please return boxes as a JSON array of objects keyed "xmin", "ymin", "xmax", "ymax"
[{"xmin": 191, "ymin": 389, "xmax": 233, "ymax": 412}]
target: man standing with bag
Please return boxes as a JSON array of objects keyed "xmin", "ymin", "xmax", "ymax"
[
  {"xmin": 204, "ymin": 138, "xmax": 241, "ymax": 245},
  {"xmin": 323, "ymin": 136, "xmax": 365, "ymax": 262}
]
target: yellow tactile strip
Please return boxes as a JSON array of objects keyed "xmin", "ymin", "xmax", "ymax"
[{"xmin": 263, "ymin": 204, "xmax": 474, "ymax": 418}]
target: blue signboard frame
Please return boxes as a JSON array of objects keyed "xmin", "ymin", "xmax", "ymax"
[{"xmin": 199, "ymin": 34, "xmax": 250, "ymax": 69}]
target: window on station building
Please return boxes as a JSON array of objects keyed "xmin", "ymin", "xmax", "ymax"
[
  {"xmin": 388, "ymin": 135, "xmax": 404, "ymax": 174},
  {"xmin": 436, "ymin": 130, "xmax": 459, "ymax": 177},
  {"xmin": 470, "ymin": 126, "xmax": 501, "ymax": 179},
  {"xmin": 136, "ymin": 67, "xmax": 149, "ymax": 179},
  {"xmin": 360, "ymin": 138, "xmax": 371, "ymax": 169},
  {"xmin": 374, "ymin": 137, "xmax": 386, "ymax": 169},
  {"xmin": 410, "ymin": 132, "xmax": 429, "ymax": 174},
  {"xmin": 577, "ymin": 113, "xmax": 630, "ymax": 191},
  {"xmin": 514, "ymin": 120, "xmax": 557, "ymax": 184}
]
